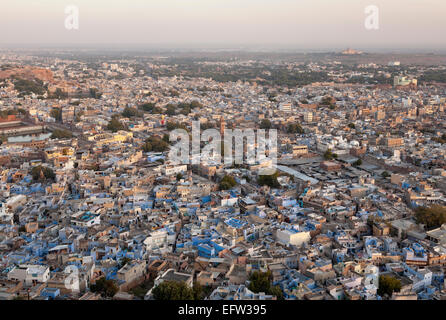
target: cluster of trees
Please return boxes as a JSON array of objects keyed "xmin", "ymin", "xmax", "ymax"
[
  {"xmin": 142, "ymin": 135, "xmax": 169, "ymax": 153},
  {"xmin": 378, "ymin": 275, "xmax": 401, "ymax": 297},
  {"xmin": 152, "ymin": 281, "xmax": 206, "ymax": 300},
  {"xmin": 200, "ymin": 122, "xmax": 216, "ymax": 130},
  {"xmin": 138, "ymin": 102, "xmax": 162, "ymax": 114},
  {"xmin": 165, "ymin": 101, "xmax": 203, "ymax": 116},
  {"xmin": 259, "ymin": 119, "xmax": 272, "ymax": 129},
  {"xmin": 122, "ymin": 107, "xmax": 143, "ymax": 118},
  {"xmin": 419, "ymin": 70, "xmax": 446, "ymax": 84},
  {"xmin": 414, "ymin": 205, "xmax": 446, "ymax": 229},
  {"xmin": 50, "ymin": 108, "xmax": 62, "ymax": 122},
  {"xmin": 248, "ymin": 271, "xmax": 283, "ymax": 300},
  {"xmin": 106, "ymin": 116, "xmax": 128, "ymax": 132},
  {"xmin": 264, "ymin": 69, "xmax": 329, "ymax": 87},
  {"xmin": 345, "ymin": 74, "xmax": 392, "ymax": 85},
  {"xmin": 166, "ymin": 121, "xmax": 189, "ymax": 132},
  {"xmin": 0, "ymin": 135, "xmax": 7, "ymax": 146},
  {"xmin": 90, "ymin": 277, "xmax": 119, "ymax": 298},
  {"xmin": 30, "ymin": 166, "xmax": 55, "ymax": 182},
  {"xmin": 323, "ymin": 148, "xmax": 338, "ymax": 160},
  {"xmin": 50, "ymin": 129, "xmax": 73, "ymax": 139},
  {"xmin": 286, "ymin": 123, "xmax": 304, "ymax": 134},
  {"xmin": 257, "ymin": 172, "xmax": 280, "ymax": 188},
  {"xmin": 0, "ymin": 108, "xmax": 28, "ymax": 118},
  {"xmin": 13, "ymin": 78, "xmax": 46, "ymax": 95},
  {"xmin": 219, "ymin": 175, "xmax": 237, "ymax": 190}
]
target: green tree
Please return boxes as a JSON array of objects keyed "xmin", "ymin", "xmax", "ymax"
[
  {"xmin": 143, "ymin": 136, "xmax": 169, "ymax": 152},
  {"xmin": 166, "ymin": 104, "xmax": 177, "ymax": 116},
  {"xmin": 192, "ymin": 282, "xmax": 205, "ymax": 300},
  {"xmin": 139, "ymin": 102, "xmax": 156, "ymax": 112},
  {"xmin": 13, "ymin": 78, "xmax": 46, "ymax": 95},
  {"xmin": 286, "ymin": 123, "xmax": 304, "ymax": 134},
  {"xmin": 122, "ymin": 107, "xmax": 141, "ymax": 118},
  {"xmin": 30, "ymin": 166, "xmax": 55, "ymax": 181},
  {"xmin": 323, "ymin": 148, "xmax": 337, "ymax": 160},
  {"xmin": 90, "ymin": 277, "xmax": 119, "ymax": 298},
  {"xmin": 257, "ymin": 172, "xmax": 280, "ymax": 188},
  {"xmin": 378, "ymin": 275, "xmax": 401, "ymax": 297},
  {"xmin": 50, "ymin": 108, "xmax": 62, "ymax": 122},
  {"xmin": 248, "ymin": 271, "xmax": 284, "ymax": 300},
  {"xmin": 166, "ymin": 122, "xmax": 188, "ymax": 132},
  {"xmin": 219, "ymin": 175, "xmax": 237, "ymax": 190},
  {"xmin": 414, "ymin": 205, "xmax": 446, "ymax": 229},
  {"xmin": 152, "ymin": 281, "xmax": 194, "ymax": 300},
  {"xmin": 106, "ymin": 117, "xmax": 127, "ymax": 132},
  {"xmin": 260, "ymin": 119, "xmax": 272, "ymax": 129}
]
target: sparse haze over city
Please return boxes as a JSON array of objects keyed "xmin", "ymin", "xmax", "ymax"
[
  {"xmin": 1, "ymin": 0, "xmax": 446, "ymax": 310},
  {"xmin": 1, "ymin": 0, "xmax": 446, "ymax": 51}
]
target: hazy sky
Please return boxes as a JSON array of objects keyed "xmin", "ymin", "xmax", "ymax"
[{"xmin": 1, "ymin": 0, "xmax": 445, "ymax": 50}]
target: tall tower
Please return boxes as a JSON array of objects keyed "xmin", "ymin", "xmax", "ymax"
[{"xmin": 219, "ymin": 116, "xmax": 225, "ymax": 137}]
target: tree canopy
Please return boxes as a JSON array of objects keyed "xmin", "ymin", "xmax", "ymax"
[
  {"xmin": 258, "ymin": 172, "xmax": 280, "ymax": 188},
  {"xmin": 219, "ymin": 175, "xmax": 237, "ymax": 190},
  {"xmin": 414, "ymin": 205, "xmax": 446, "ymax": 229},
  {"xmin": 90, "ymin": 277, "xmax": 119, "ymax": 298},
  {"xmin": 286, "ymin": 123, "xmax": 304, "ymax": 134},
  {"xmin": 378, "ymin": 275, "xmax": 401, "ymax": 297},
  {"xmin": 30, "ymin": 166, "xmax": 55, "ymax": 182},
  {"xmin": 260, "ymin": 119, "xmax": 272, "ymax": 129},
  {"xmin": 106, "ymin": 117, "xmax": 127, "ymax": 132},
  {"xmin": 323, "ymin": 148, "xmax": 338, "ymax": 160},
  {"xmin": 248, "ymin": 271, "xmax": 283, "ymax": 300},
  {"xmin": 122, "ymin": 107, "xmax": 143, "ymax": 118},
  {"xmin": 143, "ymin": 136, "xmax": 169, "ymax": 152},
  {"xmin": 50, "ymin": 108, "xmax": 62, "ymax": 122},
  {"xmin": 152, "ymin": 281, "xmax": 194, "ymax": 300}
]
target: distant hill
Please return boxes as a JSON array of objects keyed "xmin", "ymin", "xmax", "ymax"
[{"xmin": 0, "ymin": 66, "xmax": 53, "ymax": 82}]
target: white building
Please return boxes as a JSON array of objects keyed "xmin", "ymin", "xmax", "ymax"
[
  {"xmin": 164, "ymin": 164, "xmax": 188, "ymax": 176},
  {"xmin": 276, "ymin": 228, "xmax": 311, "ymax": 247},
  {"xmin": 8, "ymin": 264, "xmax": 50, "ymax": 285},
  {"xmin": 143, "ymin": 229, "xmax": 175, "ymax": 251}
]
